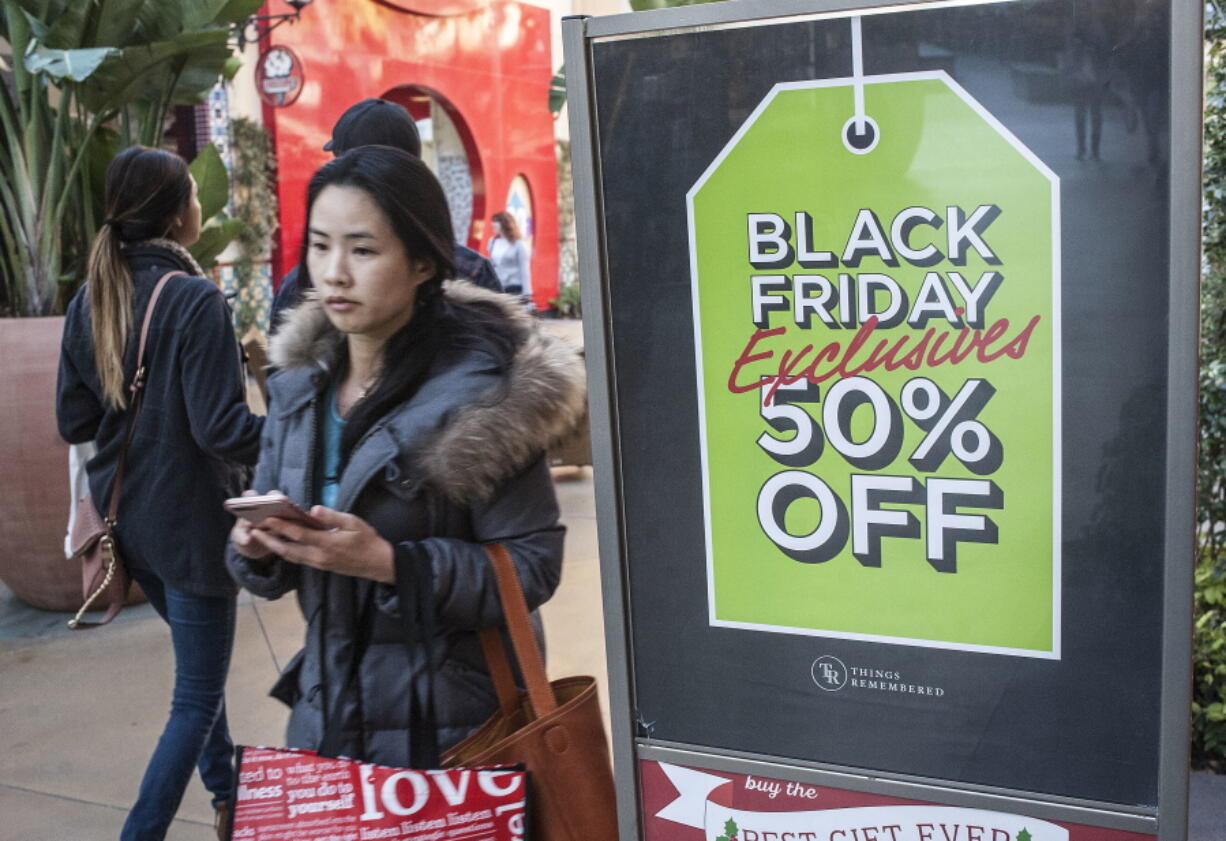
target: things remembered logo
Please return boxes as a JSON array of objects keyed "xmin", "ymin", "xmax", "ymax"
[
  {"xmin": 810, "ymin": 656, "xmax": 847, "ymax": 691},
  {"xmin": 810, "ymin": 656, "xmax": 946, "ymax": 697}
]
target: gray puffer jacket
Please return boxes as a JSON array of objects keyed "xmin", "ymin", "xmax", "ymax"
[{"xmin": 227, "ymin": 282, "xmax": 586, "ymax": 766}]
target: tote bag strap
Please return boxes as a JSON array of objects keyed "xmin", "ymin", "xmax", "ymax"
[
  {"xmin": 478, "ymin": 623, "xmax": 519, "ymax": 714},
  {"xmin": 478, "ymin": 543, "xmax": 558, "ymax": 720},
  {"xmin": 106, "ymin": 270, "xmax": 182, "ymax": 524}
]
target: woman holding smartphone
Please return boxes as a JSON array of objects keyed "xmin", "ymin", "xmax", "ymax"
[
  {"xmin": 228, "ymin": 146, "xmax": 584, "ymax": 766},
  {"xmin": 57, "ymin": 146, "xmax": 263, "ymax": 840}
]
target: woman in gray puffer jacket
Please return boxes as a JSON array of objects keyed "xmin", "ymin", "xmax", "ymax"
[{"xmin": 227, "ymin": 147, "xmax": 585, "ymax": 766}]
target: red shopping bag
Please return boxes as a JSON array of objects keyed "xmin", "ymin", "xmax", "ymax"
[{"xmin": 230, "ymin": 745, "xmax": 528, "ymax": 841}]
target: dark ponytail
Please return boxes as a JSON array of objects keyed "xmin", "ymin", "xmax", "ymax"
[{"xmin": 87, "ymin": 146, "xmax": 192, "ymax": 407}]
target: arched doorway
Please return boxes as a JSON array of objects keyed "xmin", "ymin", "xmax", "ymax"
[{"xmin": 382, "ymin": 85, "xmax": 485, "ymax": 251}]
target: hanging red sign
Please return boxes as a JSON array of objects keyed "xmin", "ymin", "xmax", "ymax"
[{"xmin": 257, "ymin": 46, "xmax": 305, "ymax": 108}]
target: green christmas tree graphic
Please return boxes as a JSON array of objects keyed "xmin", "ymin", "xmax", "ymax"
[
  {"xmin": 1016, "ymin": 830, "xmax": 1032, "ymax": 841},
  {"xmin": 715, "ymin": 818, "xmax": 739, "ymax": 841}
]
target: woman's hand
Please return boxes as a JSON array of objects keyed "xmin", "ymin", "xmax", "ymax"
[
  {"xmin": 250, "ymin": 506, "xmax": 395, "ymax": 584},
  {"xmin": 230, "ymin": 489, "xmax": 275, "ymax": 561}
]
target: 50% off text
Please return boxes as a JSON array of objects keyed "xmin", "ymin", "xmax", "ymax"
[{"xmin": 754, "ymin": 376, "xmax": 1003, "ymax": 572}]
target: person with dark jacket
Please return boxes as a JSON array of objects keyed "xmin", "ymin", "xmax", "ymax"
[
  {"xmin": 227, "ymin": 146, "xmax": 585, "ymax": 765},
  {"xmin": 268, "ymin": 98, "xmax": 501, "ymax": 336},
  {"xmin": 56, "ymin": 146, "xmax": 263, "ymax": 840}
]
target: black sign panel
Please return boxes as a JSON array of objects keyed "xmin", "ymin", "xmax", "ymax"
[{"xmin": 587, "ymin": 0, "xmax": 1178, "ymax": 810}]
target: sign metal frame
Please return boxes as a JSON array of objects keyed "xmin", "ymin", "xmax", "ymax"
[{"xmin": 563, "ymin": 2, "xmax": 1202, "ymax": 838}]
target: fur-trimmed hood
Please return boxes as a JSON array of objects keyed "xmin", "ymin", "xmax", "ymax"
[{"xmin": 267, "ymin": 281, "xmax": 587, "ymax": 502}]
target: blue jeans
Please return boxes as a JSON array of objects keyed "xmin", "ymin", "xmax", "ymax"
[{"xmin": 122, "ymin": 569, "xmax": 236, "ymax": 841}]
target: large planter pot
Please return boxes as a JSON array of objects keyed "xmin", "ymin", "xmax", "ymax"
[
  {"xmin": 0, "ymin": 317, "xmax": 142, "ymax": 612},
  {"xmin": 0, "ymin": 317, "xmax": 80, "ymax": 609}
]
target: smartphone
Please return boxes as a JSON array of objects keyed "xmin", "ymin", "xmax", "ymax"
[{"xmin": 224, "ymin": 493, "xmax": 327, "ymax": 530}]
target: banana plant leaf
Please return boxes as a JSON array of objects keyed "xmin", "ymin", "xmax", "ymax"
[
  {"xmin": 9, "ymin": 0, "xmax": 74, "ymax": 21},
  {"xmin": 549, "ymin": 66, "xmax": 566, "ymax": 115},
  {"xmin": 14, "ymin": 4, "xmax": 46, "ymax": 40},
  {"xmin": 216, "ymin": 0, "xmax": 262, "ymax": 26},
  {"xmin": 23, "ymin": 45, "xmax": 120, "ymax": 81},
  {"xmin": 190, "ymin": 215, "xmax": 244, "ymax": 269},
  {"xmin": 170, "ymin": 39, "xmax": 240, "ymax": 102},
  {"xmin": 78, "ymin": 29, "xmax": 232, "ymax": 116},
  {"xmin": 34, "ymin": 0, "xmax": 89, "ymax": 48},
  {"xmin": 89, "ymin": 0, "xmax": 250, "ymax": 50},
  {"xmin": 190, "ymin": 143, "xmax": 230, "ymax": 223},
  {"xmin": 31, "ymin": 0, "xmax": 259, "ymax": 52},
  {"xmin": 189, "ymin": 143, "xmax": 245, "ymax": 270}
]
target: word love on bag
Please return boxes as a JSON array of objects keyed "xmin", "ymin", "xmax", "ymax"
[{"xmin": 231, "ymin": 746, "xmax": 527, "ymax": 841}]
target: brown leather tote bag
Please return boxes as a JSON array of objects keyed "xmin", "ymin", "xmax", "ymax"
[{"xmin": 441, "ymin": 544, "xmax": 619, "ymax": 841}]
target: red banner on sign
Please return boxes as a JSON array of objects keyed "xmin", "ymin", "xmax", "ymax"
[{"xmin": 639, "ymin": 760, "xmax": 1155, "ymax": 841}]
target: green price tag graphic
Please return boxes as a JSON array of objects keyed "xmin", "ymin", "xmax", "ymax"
[{"xmin": 689, "ymin": 73, "xmax": 1060, "ymax": 657}]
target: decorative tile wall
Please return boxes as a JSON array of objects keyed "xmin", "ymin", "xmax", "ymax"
[{"xmin": 202, "ymin": 81, "xmax": 274, "ymax": 339}]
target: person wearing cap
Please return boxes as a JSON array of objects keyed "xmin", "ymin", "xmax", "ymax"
[{"xmin": 269, "ymin": 98, "xmax": 502, "ymax": 335}]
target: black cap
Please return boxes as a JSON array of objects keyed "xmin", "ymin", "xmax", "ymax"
[{"xmin": 324, "ymin": 98, "xmax": 422, "ymax": 158}]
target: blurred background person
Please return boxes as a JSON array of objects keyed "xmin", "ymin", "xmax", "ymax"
[
  {"xmin": 269, "ymin": 98, "xmax": 501, "ymax": 336},
  {"xmin": 487, "ymin": 210, "xmax": 531, "ymax": 301}
]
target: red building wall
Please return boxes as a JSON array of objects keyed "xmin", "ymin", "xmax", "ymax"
[{"xmin": 262, "ymin": 0, "xmax": 559, "ymax": 310}]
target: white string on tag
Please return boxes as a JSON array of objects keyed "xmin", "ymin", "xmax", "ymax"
[{"xmin": 843, "ymin": 16, "xmax": 880, "ymax": 154}]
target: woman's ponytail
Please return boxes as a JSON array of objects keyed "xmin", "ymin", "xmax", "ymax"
[
  {"xmin": 87, "ymin": 146, "xmax": 193, "ymax": 409},
  {"xmin": 87, "ymin": 222, "xmax": 133, "ymax": 409}
]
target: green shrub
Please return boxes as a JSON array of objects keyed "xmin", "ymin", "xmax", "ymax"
[
  {"xmin": 549, "ymin": 283, "xmax": 582, "ymax": 319},
  {"xmin": 1194, "ymin": 555, "xmax": 1226, "ymax": 771},
  {"xmin": 1199, "ymin": 0, "xmax": 1226, "ymax": 770}
]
